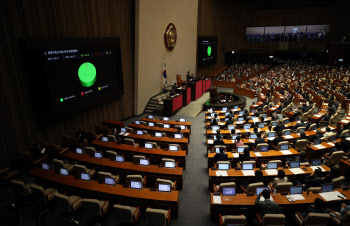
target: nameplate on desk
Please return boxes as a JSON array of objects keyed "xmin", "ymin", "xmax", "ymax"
[
  {"xmin": 119, "ymin": 132, "xmax": 125, "ymax": 136},
  {"xmin": 208, "ymin": 140, "xmax": 214, "ymax": 144},
  {"xmin": 216, "ymin": 171, "xmax": 228, "ymax": 177}
]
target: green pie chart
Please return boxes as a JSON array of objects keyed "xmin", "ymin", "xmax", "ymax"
[
  {"xmin": 207, "ymin": 46, "xmax": 212, "ymax": 57},
  {"xmin": 78, "ymin": 62, "xmax": 96, "ymax": 87}
]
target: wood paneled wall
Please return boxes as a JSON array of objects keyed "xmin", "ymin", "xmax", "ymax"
[{"xmin": 0, "ymin": 0, "xmax": 134, "ymax": 167}]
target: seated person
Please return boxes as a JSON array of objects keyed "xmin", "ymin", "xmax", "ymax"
[
  {"xmin": 226, "ymin": 115, "xmax": 233, "ymax": 125},
  {"xmin": 239, "ymin": 147, "xmax": 251, "ymax": 162},
  {"xmin": 272, "ymin": 169, "xmax": 288, "ymax": 188},
  {"xmin": 272, "ymin": 132, "xmax": 284, "ymax": 148},
  {"xmin": 299, "ymin": 169, "xmax": 323, "ymax": 191},
  {"xmin": 300, "ymin": 198, "xmax": 327, "ymax": 218},
  {"xmin": 255, "ymin": 189, "xmax": 281, "ymax": 218},
  {"xmin": 274, "ymin": 120, "xmax": 285, "ymax": 134},
  {"xmin": 235, "ymin": 136, "xmax": 244, "ymax": 151},
  {"xmin": 323, "ymin": 127, "xmax": 334, "ymax": 138},
  {"xmin": 309, "ymin": 129, "xmax": 323, "ymax": 142},
  {"xmin": 241, "ymin": 170, "xmax": 266, "ymax": 190},
  {"xmin": 254, "ymin": 133, "xmax": 265, "ymax": 147},
  {"xmin": 296, "ymin": 132, "xmax": 307, "ymax": 141},
  {"xmin": 340, "ymin": 136, "xmax": 350, "ymax": 154},
  {"xmin": 322, "ymin": 166, "xmax": 339, "ymax": 184},
  {"xmin": 214, "ymin": 137, "xmax": 225, "ymax": 146},
  {"xmin": 210, "ymin": 118, "xmax": 219, "ymax": 126},
  {"xmin": 264, "ymin": 125, "xmax": 273, "ymax": 138},
  {"xmin": 213, "ymin": 146, "xmax": 228, "ymax": 162}
]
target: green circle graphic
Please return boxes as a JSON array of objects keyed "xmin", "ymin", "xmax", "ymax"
[
  {"xmin": 78, "ymin": 62, "xmax": 96, "ymax": 87},
  {"xmin": 207, "ymin": 46, "xmax": 212, "ymax": 57}
]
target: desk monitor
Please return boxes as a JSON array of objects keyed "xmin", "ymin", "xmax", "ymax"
[
  {"xmin": 321, "ymin": 184, "xmax": 334, "ymax": 193},
  {"xmin": 311, "ymin": 159, "xmax": 322, "ymax": 166},
  {"xmin": 42, "ymin": 163, "xmax": 49, "ymax": 170},
  {"xmin": 145, "ymin": 143, "xmax": 153, "ymax": 149},
  {"xmin": 135, "ymin": 120, "xmax": 140, "ymax": 125},
  {"xmin": 260, "ymin": 146, "xmax": 268, "ymax": 152},
  {"xmin": 268, "ymin": 132, "xmax": 276, "ymax": 138},
  {"xmin": 225, "ymin": 112, "xmax": 230, "ymax": 116},
  {"xmin": 210, "ymin": 113, "xmax": 215, "ymax": 117},
  {"xmin": 314, "ymin": 138, "xmax": 321, "ymax": 145},
  {"xmin": 60, "ymin": 168, "xmax": 69, "ymax": 176},
  {"xmin": 290, "ymin": 161, "xmax": 300, "ymax": 168},
  {"xmin": 81, "ymin": 173, "xmax": 90, "ymax": 181},
  {"xmin": 179, "ymin": 125, "xmax": 186, "ymax": 130},
  {"xmin": 267, "ymin": 162, "xmax": 278, "ymax": 169},
  {"xmin": 298, "ymin": 128, "xmax": 305, "ymax": 133},
  {"xmin": 250, "ymin": 134, "xmax": 257, "ymax": 139},
  {"xmin": 262, "ymin": 114, "xmax": 267, "ymax": 119},
  {"xmin": 243, "ymin": 124, "xmax": 251, "ymax": 129},
  {"xmin": 223, "ymin": 187, "xmax": 236, "ymax": 196},
  {"xmin": 225, "ymin": 118, "xmax": 229, "ymax": 122},
  {"xmin": 169, "ymin": 145, "xmax": 179, "ymax": 151},
  {"xmin": 238, "ymin": 117, "xmax": 244, "ymax": 122},
  {"xmin": 290, "ymin": 186, "xmax": 303, "ymax": 195},
  {"xmin": 76, "ymin": 148, "xmax": 83, "ymax": 154},
  {"xmin": 140, "ymin": 159, "xmax": 150, "ymax": 166},
  {"xmin": 256, "ymin": 187, "xmax": 268, "ymax": 196},
  {"xmin": 94, "ymin": 152, "xmax": 103, "ymax": 159},
  {"xmin": 271, "ymin": 121, "xmax": 278, "ymax": 127},
  {"xmin": 155, "ymin": 132, "xmax": 162, "ymax": 137},
  {"xmin": 239, "ymin": 110, "xmax": 244, "ymax": 115},
  {"xmin": 242, "ymin": 163, "xmax": 253, "ymax": 170},
  {"xmin": 179, "ymin": 118, "xmax": 186, "ymax": 122},
  {"xmin": 120, "ymin": 127, "xmax": 126, "ymax": 132},
  {"xmin": 283, "ymin": 119, "xmax": 289, "ymax": 124},
  {"xmin": 218, "ymin": 163, "xmax": 230, "ymax": 170},
  {"xmin": 174, "ymin": 134, "xmax": 183, "ymax": 139},
  {"xmin": 163, "ymin": 117, "xmax": 169, "ymax": 121},
  {"xmin": 104, "ymin": 177, "xmax": 116, "ymax": 186},
  {"xmin": 215, "ymin": 147, "xmax": 221, "ymax": 153},
  {"xmin": 251, "ymin": 109, "xmax": 256, "ymax": 113},
  {"xmin": 212, "ymin": 125, "xmax": 220, "ymax": 131},
  {"xmin": 115, "ymin": 155, "xmax": 125, "ymax": 162},
  {"xmin": 222, "ymin": 107, "xmax": 228, "ymax": 111},
  {"xmin": 283, "ymin": 130, "xmax": 291, "ymax": 135},
  {"xmin": 158, "ymin": 183, "xmax": 171, "ymax": 192},
  {"xmin": 231, "ymin": 135, "xmax": 238, "ymax": 140},
  {"xmin": 148, "ymin": 115, "xmax": 154, "ymax": 119},
  {"xmin": 136, "ymin": 130, "xmax": 143, "ymax": 135},
  {"xmin": 280, "ymin": 144, "xmax": 289, "ymax": 150},
  {"xmin": 149, "ymin": 122, "xmax": 155, "ymax": 127},
  {"xmin": 130, "ymin": 181, "xmax": 142, "ymax": 189},
  {"xmin": 164, "ymin": 124, "xmax": 170, "ymax": 128},
  {"xmin": 165, "ymin": 161, "xmax": 176, "ymax": 168},
  {"xmin": 339, "ymin": 59, "xmax": 344, "ymax": 62},
  {"xmin": 237, "ymin": 146, "xmax": 245, "ymax": 153},
  {"xmin": 234, "ymin": 106, "xmax": 239, "ymax": 109},
  {"xmin": 258, "ymin": 123, "xmax": 265, "ymax": 128},
  {"xmin": 102, "ymin": 136, "xmax": 108, "ymax": 142},
  {"xmin": 228, "ymin": 125, "xmax": 235, "ymax": 130}
]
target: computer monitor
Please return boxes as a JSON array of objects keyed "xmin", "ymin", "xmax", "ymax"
[
  {"xmin": 212, "ymin": 125, "xmax": 219, "ymax": 131},
  {"xmin": 290, "ymin": 161, "xmax": 300, "ymax": 168},
  {"xmin": 120, "ymin": 127, "xmax": 126, "ymax": 132},
  {"xmin": 239, "ymin": 110, "xmax": 244, "ymax": 115},
  {"xmin": 115, "ymin": 155, "xmax": 125, "ymax": 163},
  {"xmin": 237, "ymin": 146, "xmax": 245, "ymax": 153},
  {"xmin": 94, "ymin": 152, "xmax": 103, "ymax": 159},
  {"xmin": 271, "ymin": 121, "xmax": 278, "ymax": 126},
  {"xmin": 321, "ymin": 184, "xmax": 334, "ymax": 193},
  {"xmin": 250, "ymin": 134, "xmax": 257, "ymax": 139},
  {"xmin": 215, "ymin": 147, "xmax": 221, "ymax": 153},
  {"xmin": 238, "ymin": 117, "xmax": 244, "ymax": 122},
  {"xmin": 218, "ymin": 163, "xmax": 230, "ymax": 170},
  {"xmin": 339, "ymin": 59, "xmax": 344, "ymax": 62},
  {"xmin": 262, "ymin": 114, "xmax": 267, "ymax": 119},
  {"xmin": 267, "ymin": 162, "xmax": 278, "ymax": 169},
  {"xmin": 258, "ymin": 123, "xmax": 265, "ymax": 128},
  {"xmin": 140, "ymin": 159, "xmax": 150, "ymax": 166},
  {"xmin": 256, "ymin": 187, "xmax": 268, "ymax": 196},
  {"xmin": 135, "ymin": 120, "xmax": 140, "ymax": 125},
  {"xmin": 136, "ymin": 130, "xmax": 143, "ymax": 135},
  {"xmin": 251, "ymin": 109, "xmax": 256, "ymax": 113},
  {"xmin": 179, "ymin": 125, "xmax": 186, "ymax": 130},
  {"xmin": 268, "ymin": 132, "xmax": 276, "ymax": 138},
  {"xmin": 311, "ymin": 159, "xmax": 322, "ymax": 166},
  {"xmin": 163, "ymin": 117, "xmax": 169, "ymax": 121},
  {"xmin": 228, "ymin": 125, "xmax": 235, "ymax": 130},
  {"xmin": 260, "ymin": 146, "xmax": 268, "ymax": 152},
  {"xmin": 243, "ymin": 124, "xmax": 251, "ymax": 129},
  {"xmin": 179, "ymin": 118, "xmax": 186, "ymax": 122},
  {"xmin": 222, "ymin": 187, "xmax": 236, "ymax": 196},
  {"xmin": 42, "ymin": 163, "xmax": 49, "ymax": 170},
  {"xmin": 149, "ymin": 122, "xmax": 155, "ymax": 127},
  {"xmin": 284, "ymin": 119, "xmax": 289, "ymax": 124},
  {"xmin": 222, "ymin": 107, "xmax": 228, "ymax": 111},
  {"xmin": 158, "ymin": 183, "xmax": 171, "ymax": 192},
  {"xmin": 280, "ymin": 144, "xmax": 289, "ymax": 150},
  {"xmin": 290, "ymin": 186, "xmax": 303, "ymax": 195},
  {"xmin": 145, "ymin": 143, "xmax": 153, "ymax": 149},
  {"xmin": 314, "ymin": 139, "xmax": 321, "ymax": 145},
  {"xmin": 225, "ymin": 112, "xmax": 230, "ymax": 116},
  {"xmin": 225, "ymin": 118, "xmax": 229, "ymax": 122},
  {"xmin": 242, "ymin": 163, "xmax": 253, "ymax": 170},
  {"xmin": 102, "ymin": 136, "xmax": 108, "ymax": 142},
  {"xmin": 234, "ymin": 106, "xmax": 238, "ymax": 109},
  {"xmin": 283, "ymin": 130, "xmax": 291, "ymax": 135},
  {"xmin": 231, "ymin": 135, "xmax": 238, "ymax": 140},
  {"xmin": 164, "ymin": 124, "xmax": 170, "ymax": 128},
  {"xmin": 165, "ymin": 161, "xmax": 176, "ymax": 168},
  {"xmin": 81, "ymin": 173, "xmax": 90, "ymax": 181},
  {"xmin": 104, "ymin": 177, "xmax": 116, "ymax": 186},
  {"xmin": 130, "ymin": 181, "xmax": 142, "ymax": 189},
  {"xmin": 148, "ymin": 115, "xmax": 154, "ymax": 119},
  {"xmin": 155, "ymin": 132, "xmax": 162, "ymax": 137},
  {"xmin": 210, "ymin": 113, "xmax": 215, "ymax": 117},
  {"xmin": 60, "ymin": 168, "xmax": 69, "ymax": 176},
  {"xmin": 76, "ymin": 148, "xmax": 83, "ymax": 154},
  {"xmin": 169, "ymin": 145, "xmax": 179, "ymax": 151},
  {"xmin": 174, "ymin": 134, "xmax": 183, "ymax": 139}
]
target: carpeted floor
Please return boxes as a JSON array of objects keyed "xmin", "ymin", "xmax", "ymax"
[{"xmin": 176, "ymin": 93, "xmax": 210, "ymax": 117}]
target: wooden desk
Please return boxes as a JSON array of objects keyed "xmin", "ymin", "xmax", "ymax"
[
  {"xmin": 339, "ymin": 159, "xmax": 350, "ymax": 177},
  {"xmin": 91, "ymin": 140, "xmax": 187, "ymax": 168},
  {"xmin": 30, "ymin": 168, "xmax": 179, "ymax": 216},
  {"xmin": 103, "ymin": 120, "xmax": 125, "ymax": 129},
  {"xmin": 128, "ymin": 123, "xmax": 190, "ymax": 141},
  {"xmin": 164, "ymin": 94, "xmax": 183, "ymax": 117},
  {"xmin": 63, "ymin": 151, "xmax": 184, "ymax": 189},
  {"xmin": 141, "ymin": 117, "xmax": 191, "ymax": 131},
  {"xmin": 306, "ymin": 141, "xmax": 337, "ymax": 159}
]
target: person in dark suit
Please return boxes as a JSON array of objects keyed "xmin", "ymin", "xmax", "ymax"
[
  {"xmin": 226, "ymin": 115, "xmax": 233, "ymax": 125},
  {"xmin": 293, "ymin": 119, "xmax": 306, "ymax": 131},
  {"xmin": 176, "ymin": 127, "xmax": 184, "ymax": 136},
  {"xmin": 254, "ymin": 133, "xmax": 265, "ymax": 148},
  {"xmin": 239, "ymin": 147, "xmax": 251, "ymax": 162},
  {"xmin": 300, "ymin": 198, "xmax": 327, "ymax": 218},
  {"xmin": 255, "ymin": 189, "xmax": 281, "ymax": 218},
  {"xmin": 273, "ymin": 120, "xmax": 285, "ymax": 134},
  {"xmin": 214, "ymin": 137, "xmax": 225, "ymax": 146},
  {"xmin": 303, "ymin": 169, "xmax": 324, "ymax": 191},
  {"xmin": 210, "ymin": 118, "xmax": 218, "ymax": 126},
  {"xmin": 305, "ymin": 117, "xmax": 314, "ymax": 130},
  {"xmin": 272, "ymin": 132, "xmax": 284, "ymax": 148},
  {"xmin": 213, "ymin": 146, "xmax": 228, "ymax": 162},
  {"xmin": 340, "ymin": 136, "xmax": 350, "ymax": 154}
]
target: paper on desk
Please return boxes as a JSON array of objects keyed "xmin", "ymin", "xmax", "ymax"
[
  {"xmin": 208, "ymin": 140, "xmax": 214, "ymax": 144},
  {"xmin": 265, "ymin": 169, "xmax": 278, "ymax": 175},
  {"xmin": 314, "ymin": 114, "xmax": 322, "ymax": 117},
  {"xmin": 347, "ymin": 137, "xmax": 350, "ymax": 141},
  {"xmin": 212, "ymin": 130, "xmax": 217, "ymax": 134},
  {"xmin": 236, "ymin": 121, "xmax": 243, "ymax": 124},
  {"xmin": 260, "ymin": 195, "xmax": 273, "ymax": 202},
  {"xmin": 249, "ymin": 139, "xmax": 255, "ymax": 143},
  {"xmin": 327, "ymin": 142, "xmax": 335, "ymax": 147},
  {"xmin": 264, "ymin": 118, "xmax": 269, "ymax": 122},
  {"xmin": 319, "ymin": 191, "xmax": 345, "ymax": 201},
  {"xmin": 233, "ymin": 153, "xmax": 239, "ymax": 158},
  {"xmin": 289, "ymin": 168, "xmax": 305, "ymax": 175},
  {"xmin": 253, "ymin": 105, "xmax": 258, "ymax": 107},
  {"xmin": 119, "ymin": 132, "xmax": 125, "ymax": 136},
  {"xmin": 314, "ymin": 144, "xmax": 326, "ymax": 149},
  {"xmin": 213, "ymin": 195, "xmax": 222, "ymax": 204},
  {"xmin": 124, "ymin": 133, "xmax": 130, "ymax": 136},
  {"xmin": 219, "ymin": 122, "xmax": 225, "ymax": 125},
  {"xmin": 280, "ymin": 150, "xmax": 292, "ymax": 155},
  {"xmin": 215, "ymin": 171, "xmax": 228, "ymax": 177},
  {"xmin": 346, "ymin": 117, "xmax": 350, "ymax": 120},
  {"xmin": 342, "ymin": 120, "xmax": 350, "ymax": 123},
  {"xmin": 287, "ymin": 194, "xmax": 305, "ymax": 200},
  {"xmin": 255, "ymin": 152, "xmax": 262, "ymax": 157},
  {"xmin": 310, "ymin": 166, "xmax": 326, "ymax": 172},
  {"xmin": 253, "ymin": 118, "xmax": 259, "ymax": 123},
  {"xmin": 207, "ymin": 116, "xmax": 212, "ymax": 119},
  {"xmin": 321, "ymin": 128, "xmax": 326, "ymax": 132},
  {"xmin": 242, "ymin": 170, "xmax": 255, "ymax": 176},
  {"xmin": 284, "ymin": 135, "xmax": 294, "ymax": 139},
  {"xmin": 267, "ymin": 137, "xmax": 275, "ymax": 141}
]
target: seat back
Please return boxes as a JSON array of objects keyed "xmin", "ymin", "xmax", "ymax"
[
  {"xmin": 330, "ymin": 151, "xmax": 344, "ymax": 165},
  {"xmin": 274, "ymin": 182, "xmax": 293, "ymax": 193},
  {"xmin": 74, "ymin": 164, "xmax": 87, "ymax": 178},
  {"xmin": 113, "ymin": 204, "xmax": 135, "ymax": 224},
  {"xmin": 10, "ymin": 180, "xmax": 30, "ymax": 198},
  {"xmin": 85, "ymin": 147, "xmax": 96, "ymax": 157},
  {"xmin": 125, "ymin": 127, "xmax": 133, "ymax": 133},
  {"xmin": 257, "ymin": 143, "xmax": 269, "ymax": 152},
  {"xmin": 53, "ymin": 159, "xmax": 65, "ymax": 172},
  {"xmin": 304, "ymin": 213, "xmax": 330, "ymax": 226},
  {"xmin": 222, "ymin": 215, "xmax": 246, "ymax": 226},
  {"xmin": 54, "ymin": 193, "xmax": 72, "ymax": 213},
  {"xmin": 106, "ymin": 150, "xmax": 117, "ymax": 161},
  {"xmin": 124, "ymin": 138, "xmax": 136, "ymax": 146},
  {"xmin": 161, "ymin": 158, "xmax": 175, "ymax": 165},
  {"xmin": 268, "ymin": 160, "xmax": 282, "ymax": 167},
  {"xmin": 218, "ymin": 182, "xmax": 236, "ymax": 193},
  {"xmin": 133, "ymin": 155, "xmax": 146, "ymax": 164},
  {"xmin": 277, "ymin": 141, "xmax": 289, "ymax": 150},
  {"xmin": 82, "ymin": 198, "xmax": 102, "ymax": 217},
  {"xmin": 246, "ymin": 182, "xmax": 264, "ymax": 193},
  {"xmin": 242, "ymin": 161, "xmax": 256, "ymax": 168},
  {"xmin": 145, "ymin": 208, "xmax": 169, "ymax": 226},
  {"xmin": 107, "ymin": 134, "xmax": 117, "ymax": 142},
  {"xmin": 156, "ymin": 122, "xmax": 164, "ymax": 128},
  {"xmin": 168, "ymin": 144, "xmax": 180, "ymax": 151},
  {"xmin": 146, "ymin": 142, "xmax": 157, "ymax": 149},
  {"xmin": 309, "ymin": 123, "xmax": 317, "ymax": 131},
  {"xmin": 262, "ymin": 214, "xmax": 286, "ymax": 226},
  {"xmin": 214, "ymin": 145, "xmax": 226, "ymax": 152},
  {"xmin": 295, "ymin": 139, "xmax": 308, "ymax": 152},
  {"xmin": 331, "ymin": 176, "xmax": 345, "ymax": 189},
  {"xmin": 126, "ymin": 175, "xmax": 143, "ymax": 187},
  {"xmin": 282, "ymin": 129, "xmax": 291, "ymax": 136},
  {"xmin": 296, "ymin": 127, "xmax": 306, "ymax": 133},
  {"xmin": 30, "ymin": 184, "xmax": 46, "ymax": 203},
  {"xmin": 97, "ymin": 171, "xmax": 113, "ymax": 183}
]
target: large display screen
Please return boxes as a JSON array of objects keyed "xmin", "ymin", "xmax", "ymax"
[
  {"xmin": 198, "ymin": 36, "xmax": 217, "ymax": 67},
  {"xmin": 21, "ymin": 38, "xmax": 124, "ymax": 126}
]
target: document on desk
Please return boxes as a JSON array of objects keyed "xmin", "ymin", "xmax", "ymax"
[
  {"xmin": 341, "ymin": 120, "xmax": 350, "ymax": 124},
  {"xmin": 327, "ymin": 142, "xmax": 335, "ymax": 147},
  {"xmin": 264, "ymin": 118, "xmax": 269, "ymax": 122},
  {"xmin": 267, "ymin": 138, "xmax": 275, "ymax": 141},
  {"xmin": 124, "ymin": 133, "xmax": 130, "ymax": 136},
  {"xmin": 314, "ymin": 144, "xmax": 326, "ymax": 149},
  {"xmin": 283, "ymin": 135, "xmax": 294, "ymax": 139},
  {"xmin": 213, "ymin": 195, "xmax": 222, "ymax": 204},
  {"xmin": 286, "ymin": 194, "xmax": 305, "ymax": 200},
  {"xmin": 253, "ymin": 105, "xmax": 258, "ymax": 107},
  {"xmin": 219, "ymin": 122, "xmax": 225, "ymax": 125},
  {"xmin": 310, "ymin": 166, "xmax": 326, "ymax": 172},
  {"xmin": 319, "ymin": 191, "xmax": 346, "ymax": 201},
  {"xmin": 255, "ymin": 152, "xmax": 262, "ymax": 157},
  {"xmin": 260, "ymin": 195, "xmax": 273, "ymax": 202},
  {"xmin": 215, "ymin": 171, "xmax": 228, "ymax": 177},
  {"xmin": 232, "ymin": 153, "xmax": 239, "ymax": 158},
  {"xmin": 265, "ymin": 169, "xmax": 278, "ymax": 175},
  {"xmin": 346, "ymin": 117, "xmax": 350, "ymax": 120},
  {"xmin": 119, "ymin": 132, "xmax": 125, "ymax": 136},
  {"xmin": 242, "ymin": 170, "xmax": 255, "ymax": 176},
  {"xmin": 249, "ymin": 139, "xmax": 255, "ymax": 143},
  {"xmin": 289, "ymin": 168, "xmax": 305, "ymax": 175},
  {"xmin": 280, "ymin": 150, "xmax": 292, "ymax": 155},
  {"xmin": 253, "ymin": 118, "xmax": 259, "ymax": 123},
  {"xmin": 208, "ymin": 140, "xmax": 214, "ymax": 144},
  {"xmin": 212, "ymin": 130, "xmax": 217, "ymax": 133}
]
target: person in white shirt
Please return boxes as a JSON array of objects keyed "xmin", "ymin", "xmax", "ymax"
[{"xmin": 272, "ymin": 169, "xmax": 288, "ymax": 188}]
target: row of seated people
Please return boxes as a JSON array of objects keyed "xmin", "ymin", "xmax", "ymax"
[{"xmin": 9, "ymin": 179, "xmax": 171, "ymax": 225}]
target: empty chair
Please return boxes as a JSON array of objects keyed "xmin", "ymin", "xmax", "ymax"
[
  {"xmin": 242, "ymin": 161, "xmax": 256, "ymax": 168},
  {"xmin": 296, "ymin": 127, "xmax": 306, "ymax": 134},
  {"xmin": 267, "ymin": 160, "xmax": 282, "ymax": 167},
  {"xmin": 273, "ymin": 182, "xmax": 293, "ymax": 193},
  {"xmin": 339, "ymin": 129, "xmax": 349, "ymax": 138},
  {"xmin": 283, "ymin": 118, "xmax": 289, "ymax": 124},
  {"xmin": 331, "ymin": 176, "xmax": 345, "ymax": 189},
  {"xmin": 52, "ymin": 159, "xmax": 74, "ymax": 173},
  {"xmin": 162, "ymin": 158, "xmax": 176, "ymax": 166},
  {"xmin": 270, "ymin": 121, "xmax": 277, "ymax": 127},
  {"xmin": 213, "ymin": 182, "xmax": 236, "ymax": 193},
  {"xmin": 145, "ymin": 142, "xmax": 158, "ymax": 149},
  {"xmin": 29, "ymin": 184, "xmax": 58, "ymax": 205},
  {"xmin": 126, "ymin": 175, "xmax": 145, "ymax": 188},
  {"xmin": 219, "ymin": 214, "xmax": 246, "ymax": 226},
  {"xmin": 73, "ymin": 164, "xmax": 96, "ymax": 179},
  {"xmin": 107, "ymin": 134, "xmax": 117, "ymax": 142},
  {"xmin": 295, "ymin": 139, "xmax": 308, "ymax": 152},
  {"xmin": 133, "ymin": 155, "xmax": 146, "ymax": 164},
  {"xmin": 81, "ymin": 198, "xmax": 110, "ymax": 217},
  {"xmin": 10, "ymin": 180, "xmax": 32, "ymax": 199},
  {"xmin": 113, "ymin": 204, "xmax": 140, "ymax": 224},
  {"xmin": 97, "ymin": 171, "xmax": 119, "ymax": 184},
  {"xmin": 140, "ymin": 121, "xmax": 147, "ymax": 126},
  {"xmin": 257, "ymin": 214, "xmax": 286, "ymax": 226},
  {"xmin": 145, "ymin": 208, "xmax": 171, "ymax": 226},
  {"xmin": 306, "ymin": 187, "xmax": 321, "ymax": 192},
  {"xmin": 85, "ymin": 147, "xmax": 96, "ymax": 157},
  {"xmin": 324, "ymin": 151, "xmax": 344, "ymax": 166},
  {"xmin": 106, "ymin": 150, "xmax": 117, "ymax": 161},
  {"xmin": 244, "ymin": 182, "xmax": 264, "ymax": 194},
  {"xmin": 156, "ymin": 178, "xmax": 176, "ymax": 190},
  {"xmin": 309, "ymin": 123, "xmax": 317, "ymax": 131},
  {"xmin": 156, "ymin": 123, "xmax": 164, "ymax": 127},
  {"xmin": 294, "ymin": 212, "xmax": 330, "ymax": 226},
  {"xmin": 54, "ymin": 193, "xmax": 82, "ymax": 213},
  {"xmin": 125, "ymin": 127, "xmax": 133, "ymax": 133},
  {"xmin": 142, "ymin": 130, "xmax": 148, "ymax": 135},
  {"xmin": 276, "ymin": 141, "xmax": 289, "ymax": 150},
  {"xmin": 124, "ymin": 138, "xmax": 138, "ymax": 147}
]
